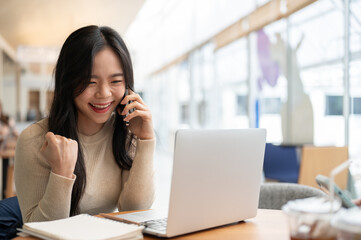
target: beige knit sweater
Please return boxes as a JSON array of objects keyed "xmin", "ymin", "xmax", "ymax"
[{"xmin": 14, "ymin": 115, "xmax": 155, "ymax": 223}]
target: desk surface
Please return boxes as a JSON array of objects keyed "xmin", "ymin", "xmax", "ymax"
[{"xmin": 13, "ymin": 209, "xmax": 290, "ymax": 240}]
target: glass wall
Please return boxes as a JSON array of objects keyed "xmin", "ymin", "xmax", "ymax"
[
  {"xmin": 349, "ymin": 0, "xmax": 361, "ymax": 158},
  {"xmin": 256, "ymin": 20, "xmax": 288, "ymax": 143},
  {"xmin": 126, "ymin": 0, "xmax": 360, "ymax": 159},
  {"xmin": 290, "ymin": 0, "xmax": 345, "ymax": 147},
  {"xmin": 215, "ymin": 38, "xmax": 249, "ymax": 129}
]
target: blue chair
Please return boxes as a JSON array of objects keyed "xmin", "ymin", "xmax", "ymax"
[
  {"xmin": 263, "ymin": 143, "xmax": 300, "ymax": 183},
  {"xmin": 0, "ymin": 196, "xmax": 23, "ymax": 239}
]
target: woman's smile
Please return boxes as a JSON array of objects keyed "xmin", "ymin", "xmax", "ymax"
[{"xmin": 89, "ymin": 102, "xmax": 114, "ymax": 113}]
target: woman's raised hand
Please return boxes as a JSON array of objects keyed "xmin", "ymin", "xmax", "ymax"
[
  {"xmin": 119, "ymin": 90, "xmax": 155, "ymax": 140},
  {"xmin": 40, "ymin": 132, "xmax": 78, "ymax": 178}
]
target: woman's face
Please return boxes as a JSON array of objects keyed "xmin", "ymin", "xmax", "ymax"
[{"xmin": 75, "ymin": 47, "xmax": 126, "ymax": 135}]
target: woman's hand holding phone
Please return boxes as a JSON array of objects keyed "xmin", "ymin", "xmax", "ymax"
[
  {"xmin": 40, "ymin": 132, "xmax": 78, "ymax": 179},
  {"xmin": 353, "ymin": 198, "xmax": 361, "ymax": 207},
  {"xmin": 119, "ymin": 89, "xmax": 154, "ymax": 140}
]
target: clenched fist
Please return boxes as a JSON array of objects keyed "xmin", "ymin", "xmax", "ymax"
[{"xmin": 40, "ymin": 132, "xmax": 78, "ymax": 178}]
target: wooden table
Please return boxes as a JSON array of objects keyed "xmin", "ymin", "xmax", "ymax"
[{"xmin": 13, "ymin": 209, "xmax": 290, "ymax": 240}]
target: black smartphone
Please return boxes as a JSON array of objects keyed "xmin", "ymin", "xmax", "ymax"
[
  {"xmin": 122, "ymin": 88, "xmax": 130, "ymax": 126},
  {"xmin": 121, "ymin": 88, "xmax": 135, "ymax": 126}
]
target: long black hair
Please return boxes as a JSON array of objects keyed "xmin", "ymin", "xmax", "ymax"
[{"xmin": 49, "ymin": 25, "xmax": 135, "ymax": 216}]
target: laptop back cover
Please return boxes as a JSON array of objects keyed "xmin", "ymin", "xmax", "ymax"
[{"xmin": 166, "ymin": 129, "xmax": 266, "ymax": 237}]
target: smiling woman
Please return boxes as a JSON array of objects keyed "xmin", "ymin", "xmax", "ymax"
[
  {"xmin": 12, "ymin": 26, "xmax": 156, "ymax": 230},
  {"xmin": 75, "ymin": 47, "xmax": 126, "ymax": 136}
]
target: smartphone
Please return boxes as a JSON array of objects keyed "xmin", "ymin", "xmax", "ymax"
[
  {"xmin": 315, "ymin": 174, "xmax": 356, "ymax": 208},
  {"xmin": 122, "ymin": 88, "xmax": 134, "ymax": 126},
  {"xmin": 121, "ymin": 89, "xmax": 130, "ymax": 126}
]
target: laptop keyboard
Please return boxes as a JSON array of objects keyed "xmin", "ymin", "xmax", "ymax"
[{"xmin": 144, "ymin": 218, "xmax": 168, "ymax": 232}]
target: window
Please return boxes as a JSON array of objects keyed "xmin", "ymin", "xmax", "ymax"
[
  {"xmin": 325, "ymin": 95, "xmax": 343, "ymax": 116},
  {"xmin": 260, "ymin": 97, "xmax": 281, "ymax": 114},
  {"xmin": 325, "ymin": 96, "xmax": 361, "ymax": 115},
  {"xmin": 352, "ymin": 98, "xmax": 361, "ymax": 115},
  {"xmin": 236, "ymin": 95, "xmax": 248, "ymax": 115}
]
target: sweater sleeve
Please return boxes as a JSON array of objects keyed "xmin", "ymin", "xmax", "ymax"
[
  {"xmin": 14, "ymin": 124, "xmax": 76, "ymax": 222},
  {"xmin": 118, "ymin": 138, "xmax": 156, "ymax": 211}
]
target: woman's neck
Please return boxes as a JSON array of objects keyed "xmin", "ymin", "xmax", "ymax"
[{"xmin": 77, "ymin": 120, "xmax": 105, "ymax": 136}]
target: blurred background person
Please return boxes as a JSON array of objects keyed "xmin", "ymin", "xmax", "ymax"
[{"xmin": 0, "ymin": 100, "xmax": 18, "ymax": 199}]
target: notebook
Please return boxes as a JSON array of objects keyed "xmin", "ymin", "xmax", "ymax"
[
  {"xmin": 17, "ymin": 214, "xmax": 144, "ymax": 240},
  {"xmin": 102, "ymin": 128, "xmax": 267, "ymax": 238}
]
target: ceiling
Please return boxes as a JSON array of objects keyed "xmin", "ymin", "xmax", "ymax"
[{"xmin": 0, "ymin": 0, "xmax": 145, "ymax": 50}]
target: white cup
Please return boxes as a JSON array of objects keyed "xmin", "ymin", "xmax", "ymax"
[
  {"xmin": 282, "ymin": 197, "xmax": 341, "ymax": 240},
  {"xmin": 331, "ymin": 208, "xmax": 361, "ymax": 240}
]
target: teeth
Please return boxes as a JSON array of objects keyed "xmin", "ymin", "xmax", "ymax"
[{"xmin": 91, "ymin": 103, "xmax": 112, "ymax": 109}]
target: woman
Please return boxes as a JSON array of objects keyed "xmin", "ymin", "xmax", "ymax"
[{"xmin": 14, "ymin": 25, "xmax": 155, "ymax": 223}]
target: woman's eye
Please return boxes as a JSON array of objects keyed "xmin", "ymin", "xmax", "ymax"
[
  {"xmin": 88, "ymin": 81, "xmax": 96, "ymax": 85},
  {"xmin": 112, "ymin": 80, "xmax": 123, "ymax": 84}
]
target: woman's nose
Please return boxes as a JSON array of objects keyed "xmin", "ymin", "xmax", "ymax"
[{"xmin": 95, "ymin": 83, "xmax": 111, "ymax": 98}]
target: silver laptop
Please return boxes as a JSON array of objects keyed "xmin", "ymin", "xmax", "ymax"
[{"xmin": 111, "ymin": 128, "xmax": 266, "ymax": 238}]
